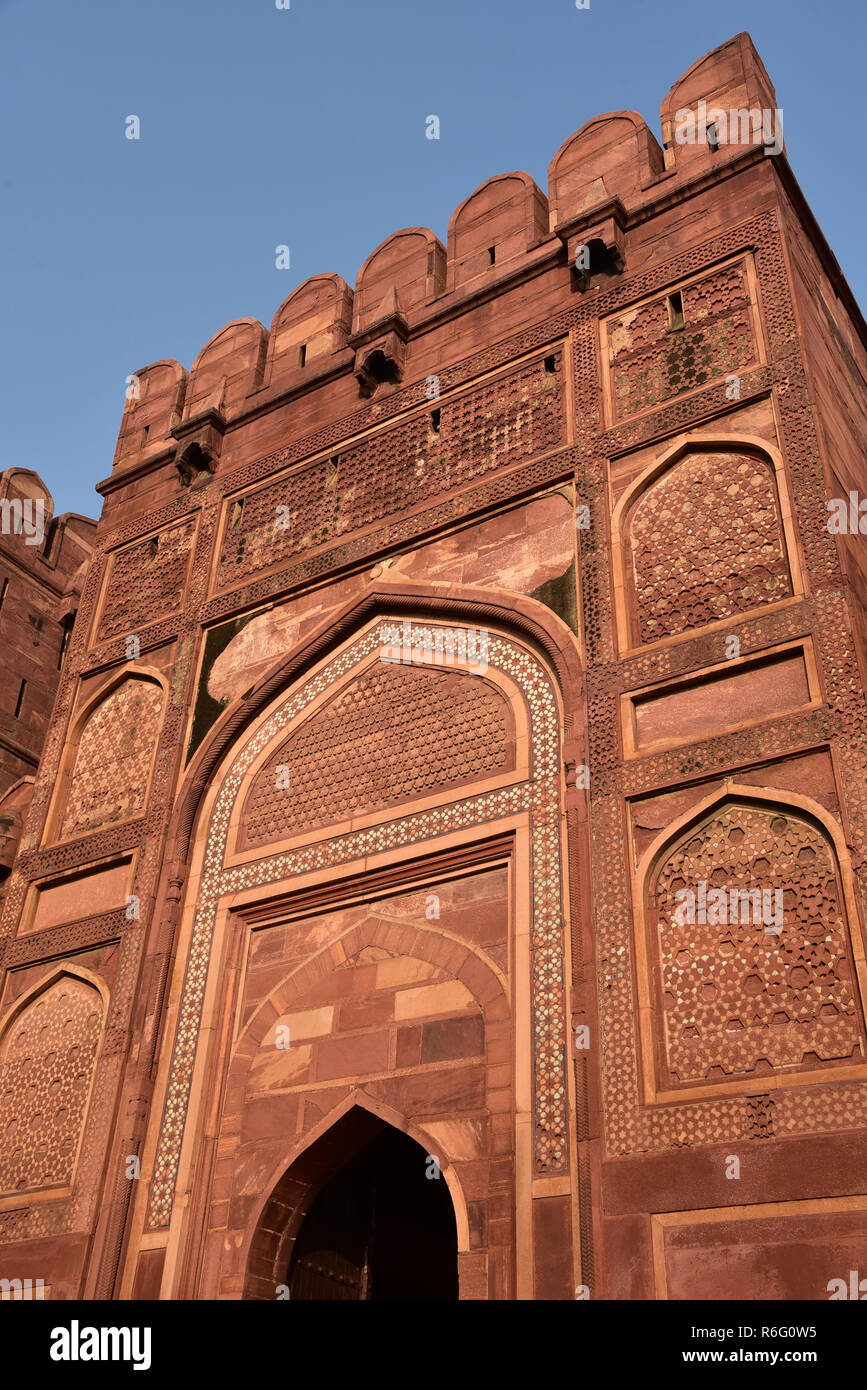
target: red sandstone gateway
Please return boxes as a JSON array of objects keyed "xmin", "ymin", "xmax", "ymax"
[{"xmin": 2, "ymin": 31, "xmax": 867, "ymax": 1302}]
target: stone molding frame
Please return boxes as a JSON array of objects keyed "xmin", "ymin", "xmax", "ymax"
[
  {"xmin": 0, "ymin": 962, "xmax": 110, "ymax": 1207},
  {"xmin": 40, "ymin": 666, "xmax": 169, "ymax": 848},
  {"xmin": 619, "ymin": 637, "xmax": 823, "ymax": 760},
  {"xmin": 120, "ymin": 583, "xmax": 585, "ymax": 1300},
  {"xmin": 596, "ymin": 252, "xmax": 767, "ymax": 430},
  {"xmin": 232, "ymin": 921, "xmax": 500, "ymax": 1300},
  {"xmin": 631, "ymin": 782, "xmax": 867, "ymax": 1107},
  {"xmin": 609, "ymin": 433, "xmax": 805, "ymax": 657}
]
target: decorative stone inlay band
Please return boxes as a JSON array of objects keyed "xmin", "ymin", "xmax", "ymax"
[{"xmin": 145, "ymin": 619, "xmax": 567, "ymax": 1227}]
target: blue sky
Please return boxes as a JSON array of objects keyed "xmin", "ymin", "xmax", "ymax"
[{"xmin": 1, "ymin": 0, "xmax": 864, "ymax": 520}]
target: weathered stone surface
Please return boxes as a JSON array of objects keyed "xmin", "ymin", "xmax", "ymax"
[{"xmin": 2, "ymin": 32, "xmax": 867, "ymax": 1304}]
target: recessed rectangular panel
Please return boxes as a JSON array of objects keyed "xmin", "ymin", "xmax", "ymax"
[
  {"xmin": 654, "ymin": 1201, "xmax": 867, "ymax": 1300},
  {"xmin": 28, "ymin": 858, "xmax": 132, "ymax": 934},
  {"xmin": 626, "ymin": 645, "xmax": 814, "ymax": 755}
]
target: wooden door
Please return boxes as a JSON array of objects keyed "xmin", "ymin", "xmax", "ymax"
[{"xmin": 287, "ymin": 1127, "xmax": 457, "ymax": 1300}]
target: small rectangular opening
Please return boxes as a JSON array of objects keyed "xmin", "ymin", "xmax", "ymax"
[
  {"xmin": 58, "ymin": 624, "xmax": 70, "ymax": 670},
  {"xmin": 230, "ymin": 499, "xmax": 244, "ymax": 529},
  {"xmin": 430, "ymin": 408, "xmax": 440, "ymax": 434},
  {"xmin": 326, "ymin": 456, "xmax": 339, "ymax": 487},
  {"xmin": 544, "ymin": 354, "xmax": 556, "ymax": 375},
  {"xmin": 667, "ymin": 290, "xmax": 685, "ymax": 331},
  {"xmin": 299, "ymin": 343, "xmax": 307, "ymax": 368},
  {"xmin": 707, "ymin": 122, "xmax": 720, "ymax": 152},
  {"xmin": 14, "ymin": 679, "xmax": 25, "ymax": 719},
  {"xmin": 487, "ymin": 245, "xmax": 496, "ymax": 267},
  {"xmin": 140, "ymin": 425, "xmax": 149, "ymax": 446}
]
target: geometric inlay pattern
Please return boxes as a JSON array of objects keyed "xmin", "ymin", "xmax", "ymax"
[
  {"xmin": 59, "ymin": 679, "xmax": 164, "ymax": 839},
  {"xmin": 13, "ymin": 208, "xmax": 864, "ymax": 1252},
  {"xmin": 652, "ymin": 802, "xmax": 864, "ymax": 1087},
  {"xmin": 629, "ymin": 451, "xmax": 791, "ymax": 644},
  {"xmin": 97, "ymin": 518, "xmax": 196, "ymax": 642},
  {"xmin": 0, "ymin": 976, "xmax": 103, "ymax": 1194},
  {"xmin": 145, "ymin": 619, "xmax": 566, "ymax": 1227},
  {"xmin": 607, "ymin": 260, "xmax": 755, "ymax": 420},
  {"xmin": 241, "ymin": 662, "xmax": 513, "ymax": 847},
  {"xmin": 215, "ymin": 351, "xmax": 565, "ymax": 589}
]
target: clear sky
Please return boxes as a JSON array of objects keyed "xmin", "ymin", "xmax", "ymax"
[{"xmin": 1, "ymin": 0, "xmax": 864, "ymax": 520}]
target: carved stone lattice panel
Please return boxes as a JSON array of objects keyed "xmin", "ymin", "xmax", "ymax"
[
  {"xmin": 606, "ymin": 260, "xmax": 756, "ymax": 421},
  {"xmin": 601, "ymin": 365, "xmax": 773, "ymax": 457},
  {"xmin": 2, "ymin": 204, "xmax": 859, "ymax": 1232},
  {"xmin": 584, "ymin": 592, "xmax": 863, "ymax": 808},
  {"xmin": 58, "ymin": 681, "xmax": 164, "ymax": 840},
  {"xmin": 145, "ymin": 621, "xmax": 566, "ymax": 1228},
  {"xmin": 575, "ymin": 213, "xmax": 816, "ymax": 670},
  {"xmin": 0, "ymin": 976, "xmax": 103, "ymax": 1194},
  {"xmin": 1, "ymin": 912, "xmax": 124, "ymax": 969},
  {"xmin": 96, "ymin": 519, "xmax": 197, "ymax": 643},
  {"xmin": 589, "ymin": 591, "xmax": 867, "ymax": 1157},
  {"xmin": 214, "ymin": 351, "xmax": 565, "ymax": 590},
  {"xmin": 652, "ymin": 803, "xmax": 864, "ymax": 1088},
  {"xmin": 201, "ymin": 448, "xmax": 575, "ymax": 628},
  {"xmin": 628, "ymin": 450, "xmax": 791, "ymax": 645},
  {"xmin": 241, "ymin": 662, "xmax": 514, "ymax": 847}
]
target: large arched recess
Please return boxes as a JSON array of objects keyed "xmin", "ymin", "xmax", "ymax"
[{"xmin": 121, "ymin": 581, "xmax": 588, "ymax": 1301}]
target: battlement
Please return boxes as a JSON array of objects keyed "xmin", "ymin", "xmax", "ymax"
[
  {"xmin": 0, "ymin": 469, "xmax": 95, "ymax": 576},
  {"xmin": 6, "ymin": 25, "xmax": 867, "ymax": 1307},
  {"xmin": 107, "ymin": 32, "xmax": 790, "ymax": 491}
]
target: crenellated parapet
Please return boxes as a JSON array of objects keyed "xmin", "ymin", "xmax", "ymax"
[
  {"xmin": 106, "ymin": 31, "xmax": 792, "ymax": 505},
  {"xmin": 7, "ymin": 28, "xmax": 867, "ymax": 1307}
]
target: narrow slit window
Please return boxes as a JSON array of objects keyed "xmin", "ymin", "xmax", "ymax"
[
  {"xmin": 140, "ymin": 425, "xmax": 150, "ymax": 446},
  {"xmin": 299, "ymin": 344, "xmax": 307, "ymax": 368},
  {"xmin": 14, "ymin": 679, "xmax": 25, "ymax": 719},
  {"xmin": 707, "ymin": 122, "xmax": 720, "ymax": 152},
  {"xmin": 488, "ymin": 245, "xmax": 496, "ymax": 267},
  {"xmin": 667, "ymin": 291, "xmax": 685, "ymax": 331},
  {"xmin": 430, "ymin": 408, "xmax": 441, "ymax": 434},
  {"xmin": 544, "ymin": 355, "xmax": 556, "ymax": 375}
]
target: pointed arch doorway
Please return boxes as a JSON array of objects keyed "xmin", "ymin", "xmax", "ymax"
[
  {"xmin": 130, "ymin": 590, "xmax": 585, "ymax": 1301},
  {"xmin": 287, "ymin": 1125, "xmax": 458, "ymax": 1301}
]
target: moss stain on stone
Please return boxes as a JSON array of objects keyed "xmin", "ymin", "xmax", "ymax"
[
  {"xmin": 186, "ymin": 612, "xmax": 258, "ymax": 764},
  {"xmin": 530, "ymin": 560, "xmax": 578, "ymax": 633}
]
